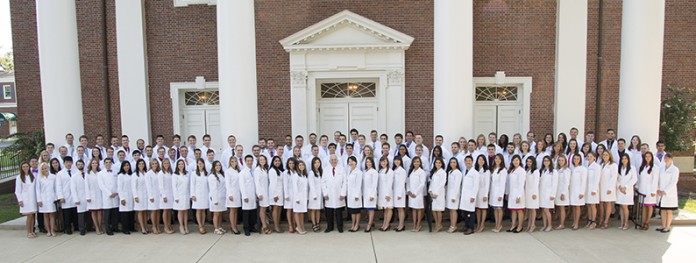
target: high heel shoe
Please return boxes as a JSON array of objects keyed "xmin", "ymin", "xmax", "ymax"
[
  {"xmin": 364, "ymin": 225, "xmax": 372, "ymax": 233},
  {"xmin": 231, "ymin": 229, "xmax": 241, "ymax": 235},
  {"xmin": 395, "ymin": 226, "xmax": 405, "ymax": 232}
]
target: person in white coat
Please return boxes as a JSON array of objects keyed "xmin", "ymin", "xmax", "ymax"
[
  {"xmin": 172, "ymin": 159, "xmax": 191, "ymax": 234},
  {"xmin": 538, "ymin": 156, "xmax": 558, "ymax": 232},
  {"xmin": 570, "ymin": 155, "xmax": 588, "ymax": 230},
  {"xmin": 524, "ymin": 157, "xmax": 540, "ymax": 233},
  {"xmin": 458, "ymin": 156, "xmax": 480, "ymax": 235},
  {"xmin": 346, "ymin": 156, "xmax": 363, "ymax": 232},
  {"xmin": 377, "ymin": 156, "xmax": 395, "ymax": 231},
  {"xmin": 240, "ymin": 155, "xmax": 258, "ymax": 236},
  {"xmin": 598, "ymin": 151, "xmax": 618, "ymax": 229},
  {"xmin": 208, "ymin": 161, "xmax": 227, "ymax": 235},
  {"xmin": 97, "ymin": 158, "xmax": 119, "ymax": 235},
  {"xmin": 116, "ymin": 161, "xmax": 134, "ymax": 235},
  {"xmin": 268, "ymin": 156, "xmax": 285, "ymax": 233},
  {"xmin": 507, "ymin": 155, "xmax": 526, "ymax": 233},
  {"xmin": 85, "ymin": 159, "xmax": 103, "ymax": 235},
  {"xmin": 489, "ymin": 154, "xmax": 507, "ymax": 233},
  {"xmin": 322, "ymin": 154, "xmax": 347, "ymax": 233},
  {"xmin": 657, "ymin": 154, "xmax": 679, "ymax": 233},
  {"xmin": 585, "ymin": 153, "xmax": 601, "ymax": 229},
  {"xmin": 308, "ymin": 157, "xmax": 324, "ymax": 232},
  {"xmin": 56, "ymin": 157, "xmax": 77, "ymax": 235},
  {"xmin": 554, "ymin": 155, "xmax": 570, "ymax": 230},
  {"xmin": 224, "ymin": 158, "xmax": 241, "ymax": 235},
  {"xmin": 131, "ymin": 159, "xmax": 149, "ymax": 234},
  {"xmin": 428, "ymin": 158, "xmax": 447, "ymax": 232},
  {"xmin": 15, "ymin": 162, "xmax": 38, "ymax": 238},
  {"xmin": 362, "ymin": 158, "xmax": 379, "ymax": 232},
  {"xmin": 158, "ymin": 159, "xmax": 175, "ymax": 234},
  {"xmin": 191, "ymin": 159, "xmax": 210, "ymax": 235},
  {"xmin": 283, "ymin": 158, "xmax": 297, "ymax": 233},
  {"xmin": 474, "ymin": 156, "xmax": 491, "ymax": 233},
  {"xmin": 616, "ymin": 154, "xmax": 637, "ymax": 230},
  {"xmin": 145, "ymin": 160, "xmax": 162, "ymax": 234},
  {"xmin": 254, "ymin": 155, "xmax": 271, "ymax": 235},
  {"xmin": 391, "ymin": 156, "xmax": 408, "ymax": 232},
  {"xmin": 407, "ymin": 156, "xmax": 427, "ymax": 232},
  {"xmin": 293, "ymin": 160, "xmax": 310, "ymax": 235},
  {"xmin": 637, "ymin": 152, "xmax": 659, "ymax": 230}
]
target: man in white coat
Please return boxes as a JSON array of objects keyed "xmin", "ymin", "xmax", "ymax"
[
  {"xmin": 220, "ymin": 135, "xmax": 238, "ymax": 169},
  {"xmin": 409, "ymin": 134, "xmax": 430, "ymax": 161},
  {"xmin": 459, "ymin": 156, "xmax": 480, "ymax": 235},
  {"xmin": 654, "ymin": 141, "xmax": 668, "ymax": 168},
  {"xmin": 322, "ymin": 155, "xmax": 347, "ymax": 233},
  {"xmin": 433, "ymin": 135, "xmax": 452, "ymax": 161},
  {"xmin": 585, "ymin": 131, "xmax": 599, "ymax": 152},
  {"xmin": 97, "ymin": 158, "xmax": 119, "ymax": 235},
  {"xmin": 599, "ymin": 129, "xmax": 618, "ymax": 154},
  {"xmin": 152, "ymin": 135, "xmax": 169, "ymax": 159},
  {"xmin": 56, "ymin": 157, "xmax": 77, "ymax": 234}
]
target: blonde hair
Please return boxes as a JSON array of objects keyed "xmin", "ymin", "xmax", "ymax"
[
  {"xmin": 39, "ymin": 162, "xmax": 50, "ymax": 177},
  {"xmin": 150, "ymin": 159, "xmax": 161, "ymax": 173}
]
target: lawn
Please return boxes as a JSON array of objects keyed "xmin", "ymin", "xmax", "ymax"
[
  {"xmin": 0, "ymin": 193, "xmax": 21, "ymax": 224},
  {"xmin": 679, "ymin": 198, "xmax": 696, "ymax": 214}
]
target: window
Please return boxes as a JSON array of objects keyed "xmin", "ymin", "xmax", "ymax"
[
  {"xmin": 475, "ymin": 86, "xmax": 518, "ymax": 101},
  {"xmin": 2, "ymin": 85, "xmax": 11, "ymax": 99},
  {"xmin": 320, "ymin": 82, "xmax": 376, "ymax": 98},
  {"xmin": 184, "ymin": 91, "xmax": 219, "ymax": 106}
]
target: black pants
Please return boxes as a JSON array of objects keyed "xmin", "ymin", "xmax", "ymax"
[
  {"xmin": 61, "ymin": 207, "xmax": 77, "ymax": 232},
  {"xmin": 324, "ymin": 207, "xmax": 343, "ymax": 231},
  {"xmin": 77, "ymin": 212, "xmax": 87, "ymax": 233},
  {"xmin": 103, "ymin": 208, "xmax": 118, "ymax": 232},
  {"xmin": 120, "ymin": 211, "xmax": 134, "ymax": 233},
  {"xmin": 37, "ymin": 211, "xmax": 45, "ymax": 231},
  {"xmin": 242, "ymin": 209, "xmax": 257, "ymax": 234},
  {"xmin": 461, "ymin": 210, "xmax": 477, "ymax": 230}
]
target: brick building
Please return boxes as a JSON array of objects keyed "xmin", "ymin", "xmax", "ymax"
[
  {"xmin": 0, "ymin": 71, "xmax": 17, "ymax": 136},
  {"xmin": 9, "ymin": 0, "xmax": 695, "ymax": 151}
]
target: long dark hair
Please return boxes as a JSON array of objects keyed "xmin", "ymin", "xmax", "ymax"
[
  {"xmin": 409, "ymin": 156, "xmax": 422, "ymax": 175},
  {"xmin": 135, "ymin": 159, "xmax": 147, "ymax": 176},
  {"xmin": 618, "ymin": 153, "xmax": 632, "ymax": 175},
  {"xmin": 565, "ymin": 139, "xmax": 580, "ymax": 156},
  {"xmin": 493, "ymin": 154, "xmax": 506, "ymax": 173},
  {"xmin": 445, "ymin": 157, "xmax": 459, "ymax": 174},
  {"xmin": 474, "ymin": 155, "xmax": 489, "ymax": 172},
  {"xmin": 639, "ymin": 151, "xmax": 655, "ymax": 174},
  {"xmin": 430, "ymin": 157, "xmax": 444, "ymax": 178},
  {"xmin": 497, "ymin": 134, "xmax": 509, "ymax": 150},
  {"xmin": 431, "ymin": 145, "xmax": 443, "ymax": 163},
  {"xmin": 195, "ymin": 158, "xmax": 208, "ymax": 176},
  {"xmin": 311, "ymin": 157, "xmax": 323, "ymax": 177},
  {"xmin": 270, "ymin": 156, "xmax": 284, "ymax": 175},
  {"xmin": 525, "ymin": 156, "xmax": 537, "ymax": 173},
  {"xmin": 19, "ymin": 162, "xmax": 33, "ymax": 183},
  {"xmin": 398, "ymin": 144, "xmax": 410, "ymax": 158},
  {"xmin": 49, "ymin": 158, "xmax": 61, "ymax": 174},
  {"xmin": 297, "ymin": 160, "xmax": 308, "ymax": 177},
  {"xmin": 118, "ymin": 161, "xmax": 132, "ymax": 175},
  {"xmin": 364, "ymin": 156, "xmax": 376, "ymax": 171},
  {"xmin": 392, "ymin": 155, "xmax": 403, "ymax": 170},
  {"xmin": 508, "ymin": 155, "xmax": 522, "ymax": 174},
  {"xmin": 212, "ymin": 160, "xmax": 224, "ymax": 182},
  {"xmin": 540, "ymin": 155, "xmax": 554, "ymax": 174},
  {"xmin": 256, "ymin": 155, "xmax": 269, "ymax": 171},
  {"xmin": 175, "ymin": 159, "xmax": 188, "ymax": 175}
]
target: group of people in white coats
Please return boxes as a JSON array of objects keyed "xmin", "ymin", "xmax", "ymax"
[{"xmin": 15, "ymin": 128, "xmax": 681, "ymax": 239}]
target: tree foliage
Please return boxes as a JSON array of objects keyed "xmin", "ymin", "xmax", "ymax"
[
  {"xmin": 0, "ymin": 51, "xmax": 13, "ymax": 72},
  {"xmin": 2, "ymin": 130, "xmax": 45, "ymax": 161},
  {"xmin": 659, "ymin": 85, "xmax": 696, "ymax": 152}
]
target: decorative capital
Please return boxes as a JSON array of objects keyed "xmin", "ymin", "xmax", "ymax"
[
  {"xmin": 291, "ymin": 71, "xmax": 308, "ymax": 86},
  {"xmin": 387, "ymin": 70, "xmax": 404, "ymax": 86}
]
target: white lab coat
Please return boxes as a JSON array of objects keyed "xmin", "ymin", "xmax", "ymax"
[
  {"xmin": 224, "ymin": 168, "xmax": 241, "ymax": 208},
  {"xmin": 475, "ymin": 169, "xmax": 491, "ymax": 209},
  {"xmin": 321, "ymin": 165, "xmax": 347, "ymax": 208},
  {"xmin": 555, "ymin": 168, "xmax": 570, "ymax": 206},
  {"xmin": 171, "ymin": 172, "xmax": 190, "ymax": 210},
  {"xmin": 616, "ymin": 167, "xmax": 637, "ymax": 205},
  {"xmin": 239, "ymin": 167, "xmax": 256, "ymax": 210},
  {"xmin": 407, "ymin": 168, "xmax": 426, "ymax": 209},
  {"xmin": 586, "ymin": 162, "xmax": 601, "ymax": 204},
  {"xmin": 190, "ymin": 172, "xmax": 210, "ymax": 210},
  {"xmin": 377, "ymin": 168, "xmax": 394, "ymax": 208},
  {"xmin": 570, "ymin": 166, "xmax": 588, "ymax": 206},
  {"xmin": 116, "ymin": 173, "xmax": 133, "ymax": 212},
  {"xmin": 144, "ymin": 170, "xmax": 160, "ymax": 210},
  {"xmin": 362, "ymin": 168, "xmax": 379, "ymax": 209},
  {"xmin": 346, "ymin": 168, "xmax": 363, "ymax": 209},
  {"xmin": 56, "ymin": 170, "xmax": 75, "ymax": 209},
  {"xmin": 539, "ymin": 169, "xmax": 558, "ymax": 209},
  {"xmin": 507, "ymin": 167, "xmax": 526, "ymax": 209},
  {"xmin": 458, "ymin": 169, "xmax": 479, "ymax": 212},
  {"xmin": 599, "ymin": 163, "xmax": 618, "ymax": 202},
  {"xmin": 85, "ymin": 171, "xmax": 102, "ymax": 211},
  {"xmin": 15, "ymin": 175, "xmax": 37, "ymax": 214},
  {"xmin": 392, "ymin": 167, "xmax": 407, "ymax": 208},
  {"xmin": 36, "ymin": 174, "xmax": 59, "ymax": 213},
  {"xmin": 220, "ymin": 147, "xmax": 236, "ymax": 170},
  {"xmin": 488, "ymin": 168, "xmax": 507, "ymax": 207},
  {"xmin": 158, "ymin": 171, "xmax": 174, "ymax": 209},
  {"xmin": 658, "ymin": 164, "xmax": 679, "ymax": 208},
  {"xmin": 208, "ymin": 172, "xmax": 227, "ymax": 212},
  {"xmin": 429, "ymin": 169, "xmax": 447, "ymax": 211},
  {"xmin": 268, "ymin": 168, "xmax": 285, "ymax": 207},
  {"xmin": 292, "ymin": 173, "xmax": 309, "ymax": 213},
  {"xmin": 637, "ymin": 165, "xmax": 659, "ymax": 204},
  {"xmin": 307, "ymin": 171, "xmax": 322, "ymax": 210},
  {"xmin": 131, "ymin": 173, "xmax": 148, "ymax": 211},
  {"xmin": 525, "ymin": 169, "xmax": 540, "ymax": 209},
  {"xmin": 253, "ymin": 167, "xmax": 270, "ymax": 208},
  {"xmin": 283, "ymin": 171, "xmax": 295, "ymax": 208},
  {"xmin": 97, "ymin": 169, "xmax": 119, "ymax": 209},
  {"xmin": 535, "ymin": 152, "xmax": 549, "ymax": 172}
]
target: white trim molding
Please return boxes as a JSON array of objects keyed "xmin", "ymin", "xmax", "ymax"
[
  {"xmin": 473, "ymin": 72, "xmax": 533, "ymax": 135},
  {"xmin": 169, "ymin": 76, "xmax": 219, "ymax": 137},
  {"xmin": 173, "ymin": 0, "xmax": 216, "ymax": 7}
]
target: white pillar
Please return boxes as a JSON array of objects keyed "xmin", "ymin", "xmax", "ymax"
[
  {"xmin": 554, "ymin": 0, "xmax": 587, "ymax": 138},
  {"xmin": 217, "ymin": 0, "xmax": 259, "ymax": 149},
  {"xmin": 617, "ymin": 0, "xmax": 665, "ymax": 145},
  {"xmin": 115, "ymin": 0, "xmax": 152, "ymax": 144},
  {"xmin": 36, "ymin": 0, "xmax": 84, "ymax": 144},
  {"xmin": 433, "ymin": 0, "xmax": 473, "ymax": 143}
]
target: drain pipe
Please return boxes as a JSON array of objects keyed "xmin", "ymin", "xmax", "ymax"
[
  {"xmin": 594, "ymin": 0, "xmax": 604, "ymax": 134},
  {"xmin": 101, "ymin": 0, "xmax": 113, "ymax": 139}
]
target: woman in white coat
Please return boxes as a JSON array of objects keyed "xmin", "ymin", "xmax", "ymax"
[
  {"xmin": 616, "ymin": 154, "xmax": 637, "ymax": 230},
  {"xmin": 570, "ymin": 155, "xmax": 588, "ymax": 230},
  {"xmin": 377, "ymin": 157, "xmax": 394, "ymax": 231},
  {"xmin": 489, "ymin": 154, "xmax": 507, "ymax": 233},
  {"xmin": 458, "ymin": 156, "xmax": 479, "ymax": 235},
  {"xmin": 15, "ymin": 162, "xmax": 37, "ymax": 238},
  {"xmin": 445, "ymin": 158, "xmax": 463, "ymax": 233},
  {"xmin": 191, "ymin": 159, "xmax": 210, "ymax": 234},
  {"xmin": 116, "ymin": 161, "xmax": 134, "ymax": 235},
  {"xmin": 208, "ymin": 161, "xmax": 227, "ymax": 235},
  {"xmin": 268, "ymin": 156, "xmax": 285, "ymax": 233},
  {"xmin": 158, "ymin": 159, "xmax": 175, "ymax": 234},
  {"xmin": 585, "ymin": 153, "xmax": 601, "ymax": 229},
  {"xmin": 308, "ymin": 157, "xmax": 323, "ymax": 232},
  {"xmin": 524, "ymin": 157, "xmax": 540, "ymax": 233},
  {"xmin": 407, "ymin": 156, "xmax": 427, "ymax": 232},
  {"xmin": 429, "ymin": 158, "xmax": 446, "ymax": 232},
  {"xmin": 224, "ymin": 157, "xmax": 242, "ymax": 235},
  {"xmin": 391, "ymin": 156, "xmax": 408, "ymax": 232},
  {"xmin": 283, "ymin": 158, "xmax": 297, "ymax": 233},
  {"xmin": 535, "ymin": 141, "xmax": 548, "ymax": 169},
  {"xmin": 598, "ymin": 151, "xmax": 618, "ymax": 229},
  {"xmin": 554, "ymin": 155, "xmax": 570, "ymax": 230},
  {"xmin": 172, "ymin": 159, "xmax": 191, "ymax": 234},
  {"xmin": 254, "ymin": 155, "xmax": 271, "ymax": 235},
  {"xmin": 362, "ymin": 157, "xmax": 379, "ymax": 232},
  {"xmin": 293, "ymin": 160, "xmax": 310, "ymax": 235},
  {"xmin": 638, "ymin": 152, "xmax": 659, "ymax": 230},
  {"xmin": 657, "ymin": 154, "xmax": 679, "ymax": 233},
  {"xmin": 37, "ymin": 162, "xmax": 59, "ymax": 237},
  {"xmin": 240, "ymin": 156, "xmax": 258, "ymax": 236},
  {"xmin": 85, "ymin": 159, "xmax": 103, "ymax": 235},
  {"xmin": 507, "ymin": 155, "xmax": 526, "ymax": 233},
  {"xmin": 131, "ymin": 159, "xmax": 149, "ymax": 234},
  {"xmin": 145, "ymin": 159, "xmax": 162, "ymax": 234},
  {"xmin": 538, "ymin": 156, "xmax": 558, "ymax": 232},
  {"xmin": 346, "ymin": 156, "xmax": 363, "ymax": 232},
  {"xmin": 474, "ymin": 155, "xmax": 491, "ymax": 233}
]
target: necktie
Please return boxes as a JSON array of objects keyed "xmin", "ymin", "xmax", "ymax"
[
  {"xmin": 332, "ymin": 167, "xmax": 335, "ymax": 176},
  {"xmin": 466, "ymin": 169, "xmax": 469, "ymax": 175},
  {"xmin": 81, "ymin": 172, "xmax": 85, "ymax": 178},
  {"xmin": 176, "ymin": 148, "xmax": 180, "ymax": 159},
  {"xmin": 125, "ymin": 147, "xmax": 129, "ymax": 152},
  {"xmin": 341, "ymin": 148, "xmax": 344, "ymax": 155},
  {"xmin": 240, "ymin": 157, "xmax": 243, "ymax": 164},
  {"xmin": 68, "ymin": 170, "xmax": 72, "ymax": 176},
  {"xmin": 107, "ymin": 170, "xmax": 112, "ymax": 172},
  {"xmin": 31, "ymin": 169, "xmax": 38, "ymax": 173},
  {"xmin": 608, "ymin": 140, "xmax": 613, "ymax": 149},
  {"xmin": 270, "ymin": 150, "xmax": 275, "ymax": 157}
]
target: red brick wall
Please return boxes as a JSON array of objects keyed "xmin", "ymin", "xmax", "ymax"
[{"xmin": 254, "ymin": 0, "xmax": 434, "ymax": 145}]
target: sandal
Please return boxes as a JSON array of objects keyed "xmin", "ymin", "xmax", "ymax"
[
  {"xmin": 199, "ymin": 227, "xmax": 207, "ymax": 235},
  {"xmin": 263, "ymin": 227, "xmax": 272, "ymax": 235},
  {"xmin": 447, "ymin": 226, "xmax": 457, "ymax": 233},
  {"xmin": 312, "ymin": 224, "xmax": 321, "ymax": 232}
]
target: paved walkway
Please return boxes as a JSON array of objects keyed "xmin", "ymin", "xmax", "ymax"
[{"xmin": 1, "ymin": 222, "xmax": 694, "ymax": 263}]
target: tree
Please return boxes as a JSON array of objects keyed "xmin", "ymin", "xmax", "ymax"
[
  {"xmin": 659, "ymin": 85, "xmax": 696, "ymax": 152},
  {"xmin": 0, "ymin": 51, "xmax": 14, "ymax": 72}
]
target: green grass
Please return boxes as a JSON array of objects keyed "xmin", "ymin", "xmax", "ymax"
[
  {"xmin": 0, "ymin": 193, "xmax": 21, "ymax": 224},
  {"xmin": 679, "ymin": 198, "xmax": 696, "ymax": 214}
]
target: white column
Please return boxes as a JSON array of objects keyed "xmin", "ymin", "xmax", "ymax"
[
  {"xmin": 433, "ymin": 0, "xmax": 473, "ymax": 143},
  {"xmin": 115, "ymin": 0, "xmax": 152, "ymax": 144},
  {"xmin": 554, "ymin": 0, "xmax": 587, "ymax": 137},
  {"xmin": 36, "ymin": 0, "xmax": 84, "ymax": 144},
  {"xmin": 217, "ymin": 0, "xmax": 259, "ymax": 149},
  {"xmin": 617, "ymin": 0, "xmax": 665, "ymax": 145}
]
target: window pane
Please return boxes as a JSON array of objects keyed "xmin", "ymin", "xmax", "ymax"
[
  {"xmin": 320, "ymin": 82, "xmax": 376, "ymax": 98},
  {"xmin": 184, "ymin": 91, "xmax": 220, "ymax": 105}
]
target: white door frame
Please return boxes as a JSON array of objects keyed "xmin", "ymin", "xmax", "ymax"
[
  {"xmin": 170, "ymin": 76, "xmax": 220, "ymax": 137},
  {"xmin": 473, "ymin": 72, "xmax": 532, "ymax": 135}
]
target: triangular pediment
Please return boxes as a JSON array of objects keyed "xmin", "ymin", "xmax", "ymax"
[{"xmin": 280, "ymin": 10, "xmax": 414, "ymax": 51}]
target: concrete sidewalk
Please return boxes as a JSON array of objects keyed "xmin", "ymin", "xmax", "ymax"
[{"xmin": 0, "ymin": 223, "xmax": 694, "ymax": 263}]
